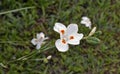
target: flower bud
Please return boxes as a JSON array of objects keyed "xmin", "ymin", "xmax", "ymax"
[
  {"xmin": 47, "ymin": 55, "xmax": 52, "ymax": 60},
  {"xmin": 88, "ymin": 27, "xmax": 96, "ymax": 36}
]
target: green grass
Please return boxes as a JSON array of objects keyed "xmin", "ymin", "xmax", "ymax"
[{"xmin": 0, "ymin": 0, "xmax": 120, "ymax": 74}]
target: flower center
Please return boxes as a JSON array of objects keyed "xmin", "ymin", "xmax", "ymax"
[
  {"xmin": 62, "ymin": 39, "xmax": 66, "ymax": 44},
  {"xmin": 70, "ymin": 36, "xmax": 74, "ymax": 40},
  {"xmin": 35, "ymin": 37, "xmax": 43, "ymax": 43},
  {"xmin": 60, "ymin": 30, "xmax": 65, "ymax": 35}
]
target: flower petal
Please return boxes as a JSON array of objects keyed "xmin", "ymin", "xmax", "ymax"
[
  {"xmin": 82, "ymin": 16, "xmax": 90, "ymax": 20},
  {"xmin": 31, "ymin": 38, "xmax": 37, "ymax": 45},
  {"xmin": 37, "ymin": 32, "xmax": 45, "ymax": 39},
  {"xmin": 86, "ymin": 24, "xmax": 91, "ymax": 27},
  {"xmin": 66, "ymin": 24, "xmax": 78, "ymax": 35},
  {"xmin": 55, "ymin": 39, "xmax": 69, "ymax": 52},
  {"xmin": 81, "ymin": 20, "xmax": 87, "ymax": 25},
  {"xmin": 81, "ymin": 21, "xmax": 91, "ymax": 29},
  {"xmin": 81, "ymin": 16, "xmax": 91, "ymax": 29},
  {"xmin": 44, "ymin": 37, "xmax": 49, "ymax": 40},
  {"xmin": 67, "ymin": 33, "xmax": 84, "ymax": 45},
  {"xmin": 53, "ymin": 23, "xmax": 66, "ymax": 34},
  {"xmin": 36, "ymin": 43, "xmax": 41, "ymax": 49}
]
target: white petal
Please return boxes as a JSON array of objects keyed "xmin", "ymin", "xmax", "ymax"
[
  {"xmin": 81, "ymin": 21, "xmax": 91, "ymax": 29},
  {"xmin": 55, "ymin": 39, "xmax": 69, "ymax": 52},
  {"xmin": 82, "ymin": 16, "xmax": 90, "ymax": 20},
  {"xmin": 81, "ymin": 20, "xmax": 87, "ymax": 25},
  {"xmin": 81, "ymin": 16, "xmax": 91, "ymax": 29},
  {"xmin": 37, "ymin": 32, "xmax": 45, "ymax": 39},
  {"xmin": 31, "ymin": 38, "xmax": 37, "ymax": 45},
  {"xmin": 86, "ymin": 23, "xmax": 91, "ymax": 27},
  {"xmin": 66, "ymin": 24, "xmax": 78, "ymax": 35},
  {"xmin": 36, "ymin": 43, "xmax": 41, "ymax": 49},
  {"xmin": 68, "ymin": 33, "xmax": 84, "ymax": 45},
  {"xmin": 44, "ymin": 37, "xmax": 49, "ymax": 40},
  {"xmin": 53, "ymin": 23, "xmax": 66, "ymax": 33}
]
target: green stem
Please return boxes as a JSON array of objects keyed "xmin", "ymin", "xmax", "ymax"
[
  {"xmin": 41, "ymin": 23, "xmax": 47, "ymax": 35},
  {"xmin": 42, "ymin": 6, "xmax": 45, "ymax": 17},
  {"xmin": 0, "ymin": 6, "xmax": 35, "ymax": 15},
  {"xmin": 7, "ymin": 45, "xmax": 55, "ymax": 64},
  {"xmin": 0, "ymin": 63, "xmax": 8, "ymax": 69},
  {"xmin": 22, "ymin": 46, "xmax": 55, "ymax": 60},
  {"xmin": 82, "ymin": 36, "xmax": 89, "ymax": 40}
]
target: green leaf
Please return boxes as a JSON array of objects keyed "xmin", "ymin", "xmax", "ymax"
[
  {"xmin": 43, "ymin": 58, "xmax": 48, "ymax": 63},
  {"xmin": 86, "ymin": 37, "xmax": 101, "ymax": 45},
  {"xmin": 95, "ymin": 31, "xmax": 102, "ymax": 35}
]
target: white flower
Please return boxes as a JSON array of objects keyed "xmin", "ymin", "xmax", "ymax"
[
  {"xmin": 81, "ymin": 16, "xmax": 92, "ymax": 29},
  {"xmin": 31, "ymin": 32, "xmax": 48, "ymax": 49},
  {"xmin": 54, "ymin": 23, "xmax": 84, "ymax": 52}
]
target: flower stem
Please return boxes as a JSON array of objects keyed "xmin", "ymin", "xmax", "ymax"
[
  {"xmin": 0, "ymin": 6, "xmax": 35, "ymax": 15},
  {"xmin": 41, "ymin": 23, "xmax": 48, "ymax": 35},
  {"xmin": 82, "ymin": 36, "xmax": 89, "ymax": 40},
  {"xmin": 6, "ymin": 45, "xmax": 55, "ymax": 64}
]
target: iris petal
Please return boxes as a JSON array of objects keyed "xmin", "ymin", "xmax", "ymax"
[
  {"xmin": 55, "ymin": 39, "xmax": 69, "ymax": 52},
  {"xmin": 67, "ymin": 33, "xmax": 83, "ymax": 45},
  {"xmin": 53, "ymin": 23, "xmax": 67, "ymax": 34},
  {"xmin": 66, "ymin": 24, "xmax": 78, "ymax": 35},
  {"xmin": 36, "ymin": 43, "xmax": 41, "ymax": 49},
  {"xmin": 37, "ymin": 32, "xmax": 45, "ymax": 39},
  {"xmin": 31, "ymin": 38, "xmax": 38, "ymax": 45}
]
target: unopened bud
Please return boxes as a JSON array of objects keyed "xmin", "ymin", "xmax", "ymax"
[
  {"xmin": 47, "ymin": 55, "xmax": 52, "ymax": 60},
  {"xmin": 88, "ymin": 27, "xmax": 96, "ymax": 36}
]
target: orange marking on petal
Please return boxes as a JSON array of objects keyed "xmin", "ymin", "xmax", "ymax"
[
  {"xmin": 70, "ymin": 36, "xmax": 74, "ymax": 40},
  {"xmin": 60, "ymin": 30, "xmax": 65, "ymax": 34},
  {"xmin": 62, "ymin": 39, "xmax": 66, "ymax": 44}
]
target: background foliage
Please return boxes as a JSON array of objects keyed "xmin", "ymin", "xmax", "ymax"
[{"xmin": 0, "ymin": 0, "xmax": 120, "ymax": 74}]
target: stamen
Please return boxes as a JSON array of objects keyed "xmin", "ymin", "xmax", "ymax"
[
  {"xmin": 60, "ymin": 30, "xmax": 65, "ymax": 34},
  {"xmin": 62, "ymin": 39, "xmax": 66, "ymax": 44},
  {"xmin": 70, "ymin": 36, "xmax": 74, "ymax": 40}
]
